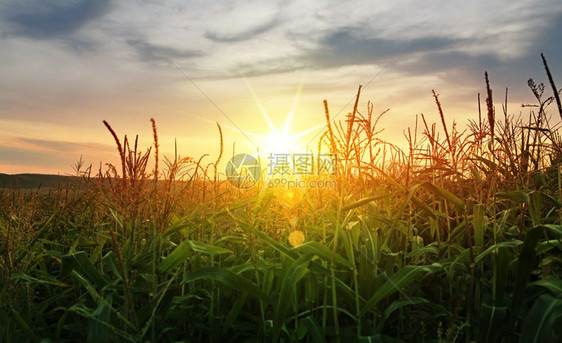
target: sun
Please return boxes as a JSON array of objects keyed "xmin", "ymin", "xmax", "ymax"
[
  {"xmin": 261, "ymin": 130, "xmax": 300, "ymax": 155},
  {"xmin": 237, "ymin": 75, "xmax": 314, "ymax": 156},
  {"xmin": 218, "ymin": 74, "xmax": 326, "ymax": 159}
]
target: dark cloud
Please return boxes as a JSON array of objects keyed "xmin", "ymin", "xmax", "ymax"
[
  {"xmin": 4, "ymin": 0, "xmax": 111, "ymax": 39},
  {"xmin": 419, "ymin": 13, "xmax": 562, "ymax": 102},
  {"xmin": 127, "ymin": 39, "xmax": 204, "ymax": 62},
  {"xmin": 61, "ymin": 36, "xmax": 99, "ymax": 53},
  {"xmin": 235, "ymin": 61, "xmax": 304, "ymax": 78},
  {"xmin": 204, "ymin": 16, "xmax": 279, "ymax": 43},
  {"xmin": 236, "ymin": 14, "xmax": 562, "ymax": 86},
  {"xmin": 232, "ymin": 27, "xmax": 456, "ymax": 78},
  {"xmin": 399, "ymin": 51, "xmax": 501, "ymax": 76},
  {"xmin": 511, "ymin": 13, "xmax": 562, "ymax": 80},
  {"xmin": 396, "ymin": 14, "xmax": 562, "ymax": 96},
  {"xmin": 305, "ymin": 28, "xmax": 456, "ymax": 69}
]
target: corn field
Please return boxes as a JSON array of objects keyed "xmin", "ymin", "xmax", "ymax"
[{"xmin": 1, "ymin": 60, "xmax": 562, "ymax": 342}]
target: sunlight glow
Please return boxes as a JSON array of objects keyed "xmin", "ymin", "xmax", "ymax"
[
  {"xmin": 238, "ymin": 73, "xmax": 313, "ymax": 156},
  {"xmin": 261, "ymin": 129, "xmax": 300, "ymax": 155}
]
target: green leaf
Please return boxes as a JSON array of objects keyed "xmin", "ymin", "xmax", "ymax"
[
  {"xmin": 223, "ymin": 294, "xmax": 248, "ymax": 335},
  {"xmin": 540, "ymin": 224, "xmax": 562, "ymax": 237},
  {"xmin": 162, "ymin": 217, "xmax": 191, "ymax": 238},
  {"xmin": 383, "ymin": 297, "xmax": 429, "ymax": 320},
  {"xmin": 496, "ymin": 191, "xmax": 529, "ymax": 204},
  {"xmin": 421, "ymin": 182, "xmax": 465, "ymax": 210},
  {"xmin": 188, "ymin": 240, "xmax": 232, "ymax": 255},
  {"xmin": 159, "ymin": 241, "xmax": 192, "ymax": 274},
  {"xmin": 71, "ymin": 271, "xmax": 136, "ymax": 330},
  {"xmin": 530, "ymin": 278, "xmax": 562, "ymax": 295},
  {"xmin": 476, "ymin": 156, "xmax": 509, "ymax": 177},
  {"xmin": 407, "ymin": 244, "xmax": 438, "ymax": 258},
  {"xmin": 341, "ymin": 194, "xmax": 397, "ymax": 211},
  {"xmin": 473, "ymin": 204, "xmax": 487, "ymax": 247},
  {"xmin": 478, "ymin": 303, "xmax": 507, "ymax": 343},
  {"xmin": 182, "ymin": 267, "xmax": 270, "ymax": 304},
  {"xmin": 509, "ymin": 227, "xmax": 543, "ymax": 329},
  {"xmin": 360, "ymin": 264, "xmax": 442, "ymax": 316},
  {"xmin": 61, "ymin": 251, "xmax": 107, "ymax": 288},
  {"xmin": 11, "ymin": 273, "xmax": 69, "ymax": 287},
  {"xmin": 102, "ymin": 251, "xmax": 122, "ymax": 280},
  {"xmin": 299, "ymin": 316, "xmax": 325, "ymax": 343},
  {"xmin": 108, "ymin": 207, "xmax": 124, "ymax": 229},
  {"xmin": 69, "ymin": 302, "xmax": 136, "ymax": 342},
  {"xmin": 159, "ymin": 239, "xmax": 230, "ymax": 274},
  {"xmin": 140, "ymin": 269, "xmax": 181, "ymax": 340},
  {"xmin": 294, "ymin": 241, "xmax": 353, "ymax": 268},
  {"xmin": 358, "ymin": 334, "xmax": 405, "ymax": 342},
  {"xmin": 273, "ymin": 255, "xmax": 311, "ymax": 342},
  {"xmin": 474, "ymin": 240, "xmax": 522, "ymax": 264},
  {"xmin": 88, "ymin": 295, "xmax": 112, "ymax": 343},
  {"xmin": 520, "ymin": 294, "xmax": 562, "ymax": 343},
  {"xmin": 9, "ymin": 308, "xmax": 38, "ymax": 343},
  {"xmin": 235, "ymin": 217, "xmax": 298, "ymax": 259}
]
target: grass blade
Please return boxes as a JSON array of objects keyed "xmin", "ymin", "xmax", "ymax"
[
  {"xmin": 182, "ymin": 267, "xmax": 270, "ymax": 304},
  {"xmin": 360, "ymin": 263, "xmax": 442, "ymax": 316},
  {"xmin": 520, "ymin": 293, "xmax": 562, "ymax": 343},
  {"xmin": 273, "ymin": 254, "xmax": 311, "ymax": 342}
]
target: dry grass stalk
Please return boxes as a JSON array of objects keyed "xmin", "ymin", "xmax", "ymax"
[
  {"xmin": 103, "ymin": 120, "xmax": 126, "ymax": 182},
  {"xmin": 324, "ymin": 100, "xmax": 338, "ymax": 156},
  {"xmin": 485, "ymin": 72, "xmax": 495, "ymax": 140},
  {"xmin": 541, "ymin": 53, "xmax": 562, "ymax": 120}
]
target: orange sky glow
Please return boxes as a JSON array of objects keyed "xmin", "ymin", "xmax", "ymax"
[{"xmin": 1, "ymin": 1, "xmax": 561, "ymax": 175}]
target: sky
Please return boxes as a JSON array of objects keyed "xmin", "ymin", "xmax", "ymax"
[{"xmin": 1, "ymin": 0, "xmax": 561, "ymax": 175}]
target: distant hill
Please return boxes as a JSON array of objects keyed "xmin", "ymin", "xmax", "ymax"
[
  {"xmin": 0, "ymin": 173, "xmax": 81, "ymax": 189},
  {"xmin": 0, "ymin": 173, "xmax": 202, "ymax": 191}
]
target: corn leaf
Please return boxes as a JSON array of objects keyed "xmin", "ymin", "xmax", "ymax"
[
  {"xmin": 520, "ymin": 293, "xmax": 562, "ymax": 343},
  {"xmin": 360, "ymin": 263, "xmax": 442, "ymax": 316}
]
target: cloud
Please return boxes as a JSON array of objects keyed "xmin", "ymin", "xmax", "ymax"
[
  {"xmin": 411, "ymin": 12, "xmax": 562, "ymax": 101},
  {"xmin": 0, "ymin": 145, "xmax": 86, "ymax": 174},
  {"xmin": 398, "ymin": 51, "xmax": 501, "ymax": 76},
  {"xmin": 214, "ymin": 2, "xmax": 562, "ymax": 79},
  {"xmin": 306, "ymin": 28, "xmax": 456, "ymax": 69},
  {"xmin": 1, "ymin": 0, "xmax": 562, "ymax": 174},
  {"xmin": 231, "ymin": 27, "xmax": 456, "ymax": 78},
  {"xmin": 127, "ymin": 39, "xmax": 204, "ymax": 62},
  {"xmin": 204, "ymin": 16, "xmax": 280, "ymax": 43},
  {"xmin": 3, "ymin": 137, "xmax": 114, "ymax": 154},
  {"xmin": 0, "ymin": 144, "xmax": 70, "ymax": 165},
  {"xmin": 516, "ymin": 13, "xmax": 562, "ymax": 76},
  {"xmin": 3, "ymin": 0, "xmax": 112, "ymax": 39}
]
